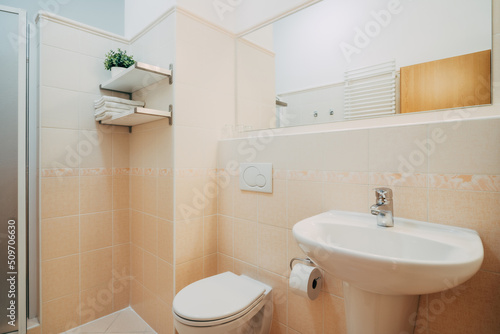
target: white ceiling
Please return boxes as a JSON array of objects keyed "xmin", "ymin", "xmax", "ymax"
[{"xmin": 125, "ymin": 0, "xmax": 318, "ymax": 38}]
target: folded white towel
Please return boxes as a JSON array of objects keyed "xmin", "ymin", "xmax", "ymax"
[
  {"xmin": 95, "ymin": 112, "xmax": 120, "ymax": 121},
  {"xmin": 94, "ymin": 96, "xmax": 145, "ymax": 108},
  {"xmin": 94, "ymin": 101, "xmax": 141, "ymax": 110},
  {"xmin": 96, "ymin": 109, "xmax": 135, "ymax": 122},
  {"xmin": 94, "ymin": 106, "xmax": 135, "ymax": 117}
]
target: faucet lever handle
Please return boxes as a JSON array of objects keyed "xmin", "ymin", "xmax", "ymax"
[{"xmin": 374, "ymin": 188, "xmax": 392, "ymax": 202}]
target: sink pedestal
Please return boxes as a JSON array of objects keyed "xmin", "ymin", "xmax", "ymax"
[{"xmin": 343, "ymin": 282, "xmax": 419, "ymax": 334}]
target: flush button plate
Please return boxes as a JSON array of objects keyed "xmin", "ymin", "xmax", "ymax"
[{"xmin": 239, "ymin": 163, "xmax": 272, "ymax": 193}]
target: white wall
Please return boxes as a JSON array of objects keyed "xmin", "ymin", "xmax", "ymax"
[
  {"xmin": 0, "ymin": 0, "xmax": 125, "ymax": 35},
  {"xmin": 274, "ymin": 0, "xmax": 492, "ymax": 93}
]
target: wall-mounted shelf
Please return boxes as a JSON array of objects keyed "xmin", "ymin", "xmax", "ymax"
[
  {"xmin": 98, "ymin": 62, "xmax": 173, "ymax": 131},
  {"xmin": 100, "ymin": 62, "xmax": 172, "ymax": 94},
  {"xmin": 99, "ymin": 106, "xmax": 173, "ymax": 130}
]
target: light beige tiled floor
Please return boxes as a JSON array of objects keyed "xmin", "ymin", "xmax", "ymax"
[{"xmin": 66, "ymin": 308, "xmax": 155, "ymax": 334}]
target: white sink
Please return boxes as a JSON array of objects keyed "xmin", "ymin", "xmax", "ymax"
[{"xmin": 292, "ymin": 210, "xmax": 484, "ymax": 334}]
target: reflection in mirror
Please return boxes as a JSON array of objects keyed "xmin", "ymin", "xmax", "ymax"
[{"xmin": 236, "ymin": 0, "xmax": 492, "ymax": 131}]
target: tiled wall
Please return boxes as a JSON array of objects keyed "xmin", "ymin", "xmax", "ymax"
[
  {"xmin": 39, "ymin": 17, "xmax": 131, "ymax": 334},
  {"xmin": 216, "ymin": 118, "xmax": 500, "ymax": 334},
  {"xmin": 172, "ymin": 10, "xmax": 235, "ymax": 294},
  {"xmin": 127, "ymin": 12, "xmax": 176, "ymax": 334}
]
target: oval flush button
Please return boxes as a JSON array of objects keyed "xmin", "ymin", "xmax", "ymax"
[
  {"xmin": 239, "ymin": 163, "xmax": 273, "ymax": 193},
  {"xmin": 243, "ymin": 166, "xmax": 260, "ymax": 186}
]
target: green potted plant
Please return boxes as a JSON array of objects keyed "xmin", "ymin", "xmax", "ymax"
[{"xmin": 104, "ymin": 48, "xmax": 135, "ymax": 77}]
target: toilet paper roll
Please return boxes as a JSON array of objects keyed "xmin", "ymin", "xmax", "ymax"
[{"xmin": 289, "ymin": 263, "xmax": 322, "ymax": 300}]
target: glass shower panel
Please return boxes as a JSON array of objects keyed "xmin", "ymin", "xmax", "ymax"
[{"xmin": 0, "ymin": 9, "xmax": 20, "ymax": 334}]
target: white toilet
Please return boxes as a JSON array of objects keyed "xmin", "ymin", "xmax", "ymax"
[{"xmin": 173, "ymin": 272, "xmax": 273, "ymax": 334}]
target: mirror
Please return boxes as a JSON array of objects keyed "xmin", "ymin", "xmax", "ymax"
[{"xmin": 236, "ymin": 0, "xmax": 492, "ymax": 131}]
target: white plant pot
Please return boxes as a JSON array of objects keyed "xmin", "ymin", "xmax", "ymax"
[{"xmin": 111, "ymin": 66, "xmax": 127, "ymax": 78}]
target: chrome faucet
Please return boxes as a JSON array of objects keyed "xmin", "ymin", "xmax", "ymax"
[{"xmin": 370, "ymin": 188, "xmax": 394, "ymax": 227}]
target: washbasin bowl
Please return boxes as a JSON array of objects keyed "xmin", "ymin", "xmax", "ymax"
[{"xmin": 292, "ymin": 210, "xmax": 484, "ymax": 295}]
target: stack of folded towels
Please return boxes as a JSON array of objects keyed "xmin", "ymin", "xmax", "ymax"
[{"xmin": 94, "ymin": 96, "xmax": 145, "ymax": 121}]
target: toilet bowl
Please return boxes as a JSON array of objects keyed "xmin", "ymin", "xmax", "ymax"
[{"xmin": 173, "ymin": 272, "xmax": 273, "ymax": 334}]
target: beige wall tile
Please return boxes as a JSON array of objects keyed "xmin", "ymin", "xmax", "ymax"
[
  {"xmin": 80, "ymin": 284, "xmax": 113, "ymax": 324},
  {"xmin": 157, "ymin": 299, "xmax": 174, "ymax": 334},
  {"xmin": 175, "ymin": 176, "xmax": 205, "ymax": 221},
  {"xmin": 258, "ymin": 179, "xmax": 287, "ymax": 228},
  {"xmin": 131, "ymin": 245, "xmax": 144, "ymax": 284},
  {"xmin": 204, "ymin": 215, "xmax": 218, "ymax": 256},
  {"xmin": 41, "ymin": 128, "xmax": 80, "ymax": 169},
  {"xmin": 270, "ymin": 321, "xmax": 287, "ymax": 334},
  {"xmin": 391, "ymin": 186, "xmax": 428, "ymax": 221},
  {"xmin": 130, "ymin": 279, "xmax": 144, "ymax": 317},
  {"xmin": 233, "ymin": 259, "xmax": 259, "ymax": 280},
  {"xmin": 41, "ymin": 216, "xmax": 79, "ymax": 261},
  {"xmin": 112, "ymin": 133, "xmax": 130, "ymax": 168},
  {"xmin": 258, "ymin": 269, "xmax": 288, "ymax": 325},
  {"xmin": 80, "ymin": 176, "xmax": 112, "ymax": 214},
  {"xmin": 175, "ymin": 258, "xmax": 204, "ymax": 293},
  {"xmin": 429, "ymin": 189, "xmax": 500, "ymax": 272},
  {"xmin": 113, "ymin": 278, "xmax": 131, "ymax": 311},
  {"xmin": 80, "ymin": 212, "xmax": 112, "ymax": 252},
  {"xmin": 322, "ymin": 130, "xmax": 369, "ymax": 172},
  {"xmin": 204, "ymin": 254, "xmax": 218, "ymax": 278},
  {"xmin": 143, "ymin": 176, "xmax": 158, "ymax": 216},
  {"xmin": 218, "ymin": 175, "xmax": 235, "ymax": 217},
  {"xmin": 288, "ymin": 288, "xmax": 324, "ymax": 334},
  {"xmin": 158, "ymin": 259, "xmax": 174, "ymax": 304},
  {"xmin": 283, "ymin": 134, "xmax": 325, "ymax": 171},
  {"xmin": 288, "ymin": 230, "xmax": 306, "ymax": 276},
  {"xmin": 323, "ymin": 183, "xmax": 369, "ymax": 214},
  {"xmin": 287, "ymin": 181, "xmax": 323, "ymax": 229},
  {"xmin": 142, "ymin": 290, "xmax": 159, "ymax": 331},
  {"xmin": 131, "ymin": 210, "xmax": 144, "ymax": 248},
  {"xmin": 42, "ymin": 293, "xmax": 80, "ymax": 334},
  {"xmin": 130, "ymin": 175, "xmax": 144, "ymax": 211},
  {"xmin": 218, "ymin": 253, "xmax": 234, "ymax": 274},
  {"xmin": 113, "ymin": 210, "xmax": 130, "ymax": 245},
  {"xmin": 42, "ymin": 255, "xmax": 79, "ymax": 302},
  {"xmin": 218, "ymin": 215, "xmax": 234, "ymax": 256},
  {"xmin": 322, "ymin": 273, "xmax": 344, "ymax": 298},
  {"xmin": 324, "ymin": 293, "xmax": 347, "ymax": 334},
  {"xmin": 143, "ymin": 214, "xmax": 158, "ymax": 255},
  {"xmin": 158, "ymin": 218, "xmax": 174, "ymax": 264},
  {"xmin": 113, "ymin": 175, "xmax": 129, "ymax": 210},
  {"xmin": 40, "ymin": 86, "xmax": 79, "ymax": 130},
  {"xmin": 258, "ymin": 224, "xmax": 287, "ymax": 276},
  {"xmin": 176, "ymin": 218, "xmax": 204, "ymax": 264},
  {"xmin": 41, "ymin": 177, "xmax": 79, "ymax": 219},
  {"xmin": 79, "ymin": 130, "xmax": 112, "ymax": 168},
  {"xmin": 113, "ymin": 244, "xmax": 130, "ymax": 279},
  {"xmin": 427, "ymin": 270, "xmax": 500, "ymax": 334},
  {"xmin": 234, "ymin": 186, "xmax": 258, "ymax": 221},
  {"xmin": 204, "ymin": 173, "xmax": 219, "ymax": 216},
  {"xmin": 143, "ymin": 252, "xmax": 158, "ymax": 294},
  {"xmin": 81, "ymin": 248, "xmax": 112, "ymax": 290},
  {"xmin": 158, "ymin": 176, "xmax": 174, "ymax": 221},
  {"xmin": 234, "ymin": 219, "xmax": 258, "ymax": 265},
  {"xmin": 429, "ymin": 119, "xmax": 500, "ymax": 174},
  {"xmin": 369, "ymin": 124, "xmax": 428, "ymax": 173}
]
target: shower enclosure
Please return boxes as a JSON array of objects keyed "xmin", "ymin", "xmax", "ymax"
[{"xmin": 0, "ymin": 5, "xmax": 27, "ymax": 334}]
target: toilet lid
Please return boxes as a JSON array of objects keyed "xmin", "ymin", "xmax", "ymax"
[{"xmin": 173, "ymin": 272, "xmax": 266, "ymax": 322}]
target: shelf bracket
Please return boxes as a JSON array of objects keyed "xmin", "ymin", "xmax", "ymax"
[
  {"xmin": 169, "ymin": 64, "xmax": 173, "ymax": 85},
  {"xmin": 169, "ymin": 104, "xmax": 173, "ymax": 125}
]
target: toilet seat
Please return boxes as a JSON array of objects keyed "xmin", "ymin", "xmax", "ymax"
[{"xmin": 173, "ymin": 272, "xmax": 267, "ymax": 327}]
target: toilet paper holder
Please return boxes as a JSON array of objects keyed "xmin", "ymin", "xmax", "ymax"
[{"xmin": 289, "ymin": 257, "xmax": 314, "ymax": 270}]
